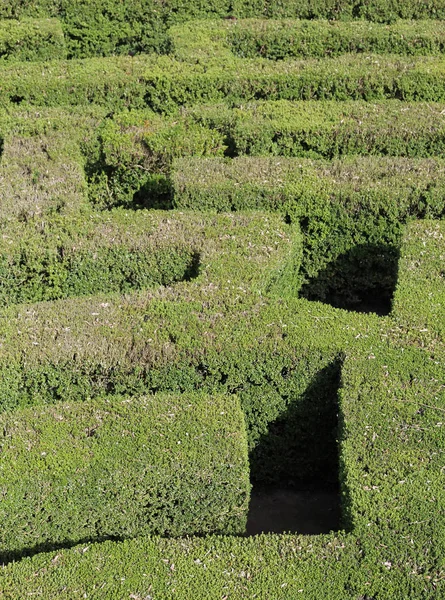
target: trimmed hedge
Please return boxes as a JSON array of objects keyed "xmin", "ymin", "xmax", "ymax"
[
  {"xmin": 88, "ymin": 101, "xmax": 445, "ymax": 208},
  {"xmin": 391, "ymin": 220, "xmax": 445, "ymax": 346},
  {"xmin": 1, "ymin": 342, "xmax": 444, "ymax": 598},
  {"xmin": 0, "ymin": 290, "xmax": 382, "ymax": 486},
  {"xmin": 186, "ymin": 100, "xmax": 445, "ymax": 159},
  {"xmin": 0, "ymin": 133, "xmax": 88, "ymax": 220},
  {"xmin": 231, "ymin": 0, "xmax": 445, "ymax": 22},
  {"xmin": 0, "ymin": 392, "xmax": 249, "ymax": 559},
  {"xmin": 4, "ymin": 54, "xmax": 445, "ymax": 109},
  {"xmin": 339, "ymin": 344, "xmax": 445, "ymax": 596},
  {"xmin": 87, "ymin": 109, "xmax": 226, "ymax": 209},
  {"xmin": 0, "ymin": 210, "xmax": 295, "ymax": 304},
  {"xmin": 172, "ymin": 155, "xmax": 445, "ymax": 309},
  {"xmin": 0, "ymin": 1, "xmax": 231, "ymax": 58},
  {"xmin": 0, "ymin": 18, "xmax": 66, "ymax": 62},
  {"xmin": 171, "ymin": 18, "xmax": 445, "ymax": 63}
]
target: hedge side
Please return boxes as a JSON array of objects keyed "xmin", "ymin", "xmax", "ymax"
[
  {"xmin": 391, "ymin": 220, "xmax": 445, "ymax": 347},
  {"xmin": 0, "ymin": 1, "xmax": 231, "ymax": 58},
  {"xmin": 171, "ymin": 18, "xmax": 445, "ymax": 63},
  {"xmin": 86, "ymin": 109, "xmax": 226, "ymax": 209},
  {"xmin": 172, "ymin": 155, "xmax": 445, "ymax": 309},
  {"xmin": 0, "ymin": 392, "xmax": 249, "ymax": 560},
  {"xmin": 339, "ymin": 345, "xmax": 445, "ymax": 596},
  {"xmin": 88, "ymin": 101, "xmax": 445, "ymax": 209},
  {"xmin": 231, "ymin": 0, "xmax": 445, "ymax": 22},
  {"xmin": 4, "ymin": 54, "xmax": 445, "ymax": 109},
  {"xmin": 0, "ymin": 210, "xmax": 295, "ymax": 304},
  {"xmin": 0, "ymin": 132, "xmax": 88, "ymax": 220},
  {"xmin": 186, "ymin": 100, "xmax": 445, "ymax": 159},
  {"xmin": 0, "ymin": 18, "xmax": 66, "ymax": 62},
  {"xmin": 0, "ymin": 289, "xmax": 383, "ymax": 486},
  {"xmin": 0, "ymin": 534, "xmax": 368, "ymax": 599}
]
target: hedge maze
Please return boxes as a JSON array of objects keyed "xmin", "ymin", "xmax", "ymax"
[{"xmin": 0, "ymin": 2, "xmax": 444, "ymax": 598}]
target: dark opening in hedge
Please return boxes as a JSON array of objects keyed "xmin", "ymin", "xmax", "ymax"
[
  {"xmin": 300, "ymin": 244, "xmax": 399, "ymax": 315},
  {"xmin": 247, "ymin": 361, "xmax": 342, "ymax": 534}
]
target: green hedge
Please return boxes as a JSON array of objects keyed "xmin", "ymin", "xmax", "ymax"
[
  {"xmin": 0, "ymin": 132, "xmax": 88, "ymax": 220},
  {"xmin": 339, "ymin": 344, "xmax": 445, "ymax": 596},
  {"xmin": 0, "ymin": 289, "xmax": 382, "ymax": 486},
  {"xmin": 231, "ymin": 0, "xmax": 445, "ymax": 22},
  {"xmin": 0, "ymin": 18, "xmax": 66, "ymax": 62},
  {"xmin": 0, "ymin": 209, "xmax": 295, "ymax": 304},
  {"xmin": 87, "ymin": 101, "xmax": 445, "ymax": 209},
  {"xmin": 4, "ymin": 54, "xmax": 445, "ymax": 110},
  {"xmin": 171, "ymin": 18, "xmax": 445, "ymax": 63},
  {"xmin": 1, "ymin": 342, "xmax": 444, "ymax": 598},
  {"xmin": 0, "ymin": 392, "xmax": 249, "ymax": 559},
  {"xmin": 0, "ymin": 1, "xmax": 231, "ymax": 58},
  {"xmin": 2, "ymin": 2, "xmax": 445, "ymax": 60},
  {"xmin": 172, "ymin": 155, "xmax": 445, "ymax": 309},
  {"xmin": 87, "ymin": 109, "xmax": 226, "ymax": 209},
  {"xmin": 188, "ymin": 99, "xmax": 445, "ymax": 159},
  {"xmin": 391, "ymin": 220, "xmax": 445, "ymax": 346}
]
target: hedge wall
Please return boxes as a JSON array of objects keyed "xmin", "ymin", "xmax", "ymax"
[
  {"xmin": 0, "ymin": 18, "xmax": 66, "ymax": 62},
  {"xmin": 0, "ymin": 210, "xmax": 295, "ymax": 304},
  {"xmin": 171, "ymin": 18, "xmax": 445, "ymax": 63},
  {"xmin": 4, "ymin": 54, "xmax": 445, "ymax": 109},
  {"xmin": 0, "ymin": 392, "xmax": 249, "ymax": 560},
  {"xmin": 0, "ymin": 133, "xmax": 88, "ymax": 220},
  {"xmin": 2, "ymin": 2, "xmax": 445, "ymax": 60},
  {"xmin": 172, "ymin": 155, "xmax": 445, "ymax": 310},
  {"xmin": 0, "ymin": 288, "xmax": 383, "ymax": 488},
  {"xmin": 86, "ymin": 101, "xmax": 445, "ymax": 210},
  {"xmin": 391, "ymin": 220, "xmax": 445, "ymax": 347},
  {"xmin": 1, "ymin": 342, "xmax": 444, "ymax": 598},
  {"xmin": 338, "ymin": 345, "xmax": 445, "ymax": 597}
]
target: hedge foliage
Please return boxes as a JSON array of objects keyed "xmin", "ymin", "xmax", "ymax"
[
  {"xmin": 0, "ymin": 18, "xmax": 66, "ymax": 62},
  {"xmin": 4, "ymin": 54, "xmax": 445, "ymax": 109},
  {"xmin": 0, "ymin": 133, "xmax": 88, "ymax": 220},
  {"xmin": 1, "ymin": 2, "xmax": 445, "ymax": 59},
  {"xmin": 171, "ymin": 18, "xmax": 445, "ymax": 63},
  {"xmin": 1, "ymin": 343, "xmax": 444, "ymax": 598},
  {"xmin": 0, "ymin": 209, "xmax": 295, "ymax": 304},
  {"xmin": 338, "ymin": 345, "xmax": 445, "ymax": 597},
  {"xmin": 86, "ymin": 101, "xmax": 445, "ymax": 210},
  {"xmin": 172, "ymin": 154, "xmax": 445, "ymax": 309},
  {"xmin": 391, "ymin": 220, "xmax": 445, "ymax": 346},
  {"xmin": 231, "ymin": 0, "xmax": 445, "ymax": 22},
  {"xmin": 0, "ymin": 392, "xmax": 249, "ymax": 560}
]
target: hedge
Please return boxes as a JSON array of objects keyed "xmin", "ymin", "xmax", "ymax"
[
  {"xmin": 186, "ymin": 99, "xmax": 445, "ymax": 159},
  {"xmin": 1, "ymin": 343, "xmax": 444, "ymax": 598},
  {"xmin": 0, "ymin": 209, "xmax": 295, "ymax": 304},
  {"xmin": 0, "ymin": 132, "xmax": 88, "ymax": 220},
  {"xmin": 0, "ymin": 286, "xmax": 383, "ymax": 488},
  {"xmin": 171, "ymin": 18, "xmax": 445, "ymax": 63},
  {"xmin": 0, "ymin": 18, "xmax": 66, "ymax": 62},
  {"xmin": 1, "ymin": 2, "xmax": 445, "ymax": 59},
  {"xmin": 0, "ymin": 1, "xmax": 231, "ymax": 58},
  {"xmin": 0, "ymin": 392, "xmax": 250, "ymax": 560},
  {"xmin": 87, "ymin": 101, "xmax": 445, "ymax": 209},
  {"xmin": 172, "ymin": 155, "xmax": 445, "ymax": 310},
  {"xmin": 391, "ymin": 220, "xmax": 445, "ymax": 347},
  {"xmin": 4, "ymin": 54, "xmax": 445, "ymax": 110},
  {"xmin": 231, "ymin": 0, "xmax": 445, "ymax": 22},
  {"xmin": 338, "ymin": 344, "xmax": 445, "ymax": 597},
  {"xmin": 86, "ymin": 109, "xmax": 226, "ymax": 209}
]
